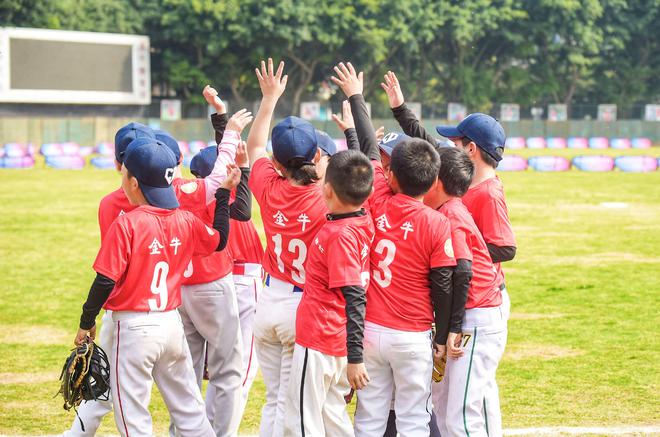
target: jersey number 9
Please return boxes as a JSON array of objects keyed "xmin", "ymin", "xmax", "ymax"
[{"xmin": 149, "ymin": 261, "xmax": 169, "ymax": 311}]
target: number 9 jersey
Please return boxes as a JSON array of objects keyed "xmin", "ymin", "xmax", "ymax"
[
  {"xmin": 93, "ymin": 205, "xmax": 220, "ymax": 312},
  {"xmin": 248, "ymin": 157, "xmax": 328, "ymax": 288}
]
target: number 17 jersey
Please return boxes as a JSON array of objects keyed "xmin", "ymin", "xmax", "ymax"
[{"xmin": 249, "ymin": 157, "xmax": 327, "ymax": 288}]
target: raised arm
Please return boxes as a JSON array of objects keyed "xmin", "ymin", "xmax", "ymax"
[
  {"xmin": 229, "ymin": 141, "xmax": 252, "ymax": 222},
  {"xmin": 247, "ymin": 58, "xmax": 288, "ymax": 163},
  {"xmin": 203, "ymin": 109, "xmax": 253, "ymax": 204},
  {"xmin": 381, "ymin": 71, "xmax": 436, "ymax": 145},
  {"xmin": 332, "ymin": 100, "xmax": 359, "ymax": 151},
  {"xmin": 331, "ymin": 62, "xmax": 380, "ymax": 161},
  {"xmin": 203, "ymin": 85, "xmax": 228, "ymax": 144}
]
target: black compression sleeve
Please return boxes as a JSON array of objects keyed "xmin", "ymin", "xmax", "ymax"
[
  {"xmin": 344, "ymin": 128, "xmax": 360, "ymax": 151},
  {"xmin": 211, "ymin": 113, "xmax": 229, "ymax": 145},
  {"xmin": 430, "ymin": 266, "xmax": 454, "ymax": 344},
  {"xmin": 213, "ymin": 188, "xmax": 231, "ymax": 251},
  {"xmin": 487, "ymin": 244, "xmax": 517, "ymax": 263},
  {"xmin": 450, "ymin": 259, "xmax": 473, "ymax": 333},
  {"xmin": 348, "ymin": 94, "xmax": 381, "ymax": 161},
  {"xmin": 340, "ymin": 285, "xmax": 367, "ymax": 364},
  {"xmin": 391, "ymin": 103, "xmax": 437, "ymax": 145},
  {"xmin": 229, "ymin": 168, "xmax": 252, "ymax": 222},
  {"xmin": 79, "ymin": 273, "xmax": 116, "ymax": 330}
]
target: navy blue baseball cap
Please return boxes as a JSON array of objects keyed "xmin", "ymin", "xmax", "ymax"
[
  {"xmin": 190, "ymin": 146, "xmax": 217, "ymax": 179},
  {"xmin": 315, "ymin": 130, "xmax": 337, "ymax": 156},
  {"xmin": 123, "ymin": 139, "xmax": 179, "ymax": 209},
  {"xmin": 114, "ymin": 122, "xmax": 154, "ymax": 163},
  {"xmin": 272, "ymin": 116, "xmax": 318, "ymax": 165},
  {"xmin": 154, "ymin": 129, "xmax": 182, "ymax": 164},
  {"xmin": 436, "ymin": 113, "xmax": 506, "ymax": 162},
  {"xmin": 378, "ymin": 131, "xmax": 411, "ymax": 157}
]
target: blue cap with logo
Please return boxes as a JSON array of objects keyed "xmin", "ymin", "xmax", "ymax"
[
  {"xmin": 315, "ymin": 130, "xmax": 337, "ymax": 156},
  {"xmin": 272, "ymin": 116, "xmax": 318, "ymax": 165},
  {"xmin": 436, "ymin": 113, "xmax": 506, "ymax": 162},
  {"xmin": 123, "ymin": 139, "xmax": 179, "ymax": 209},
  {"xmin": 114, "ymin": 122, "xmax": 155, "ymax": 164},
  {"xmin": 154, "ymin": 129, "xmax": 182, "ymax": 164},
  {"xmin": 378, "ymin": 131, "xmax": 411, "ymax": 157},
  {"xmin": 190, "ymin": 146, "xmax": 218, "ymax": 179}
]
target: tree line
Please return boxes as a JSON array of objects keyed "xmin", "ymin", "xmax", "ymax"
[{"xmin": 2, "ymin": 0, "xmax": 658, "ymax": 115}]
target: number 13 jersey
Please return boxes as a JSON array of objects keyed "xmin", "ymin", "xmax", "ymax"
[
  {"xmin": 93, "ymin": 205, "xmax": 220, "ymax": 312},
  {"xmin": 365, "ymin": 161, "xmax": 456, "ymax": 331},
  {"xmin": 249, "ymin": 157, "xmax": 328, "ymax": 289}
]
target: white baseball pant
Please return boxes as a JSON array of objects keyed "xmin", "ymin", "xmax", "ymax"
[
  {"xmin": 63, "ymin": 309, "xmax": 114, "ymax": 436},
  {"xmin": 205, "ymin": 263, "xmax": 263, "ymax": 423},
  {"xmin": 283, "ymin": 344, "xmax": 354, "ymax": 437},
  {"xmin": 253, "ymin": 275, "xmax": 303, "ymax": 437},
  {"xmin": 354, "ymin": 321, "xmax": 433, "ymax": 437},
  {"xmin": 172, "ymin": 274, "xmax": 243, "ymax": 437},
  {"xmin": 111, "ymin": 310, "xmax": 214, "ymax": 437},
  {"xmin": 432, "ymin": 305, "xmax": 507, "ymax": 437}
]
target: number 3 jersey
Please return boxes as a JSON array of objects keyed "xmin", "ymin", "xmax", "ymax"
[
  {"xmin": 248, "ymin": 157, "xmax": 328, "ymax": 288},
  {"xmin": 93, "ymin": 205, "xmax": 220, "ymax": 312},
  {"xmin": 365, "ymin": 161, "xmax": 456, "ymax": 331}
]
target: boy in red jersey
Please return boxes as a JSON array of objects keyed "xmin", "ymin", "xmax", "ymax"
[
  {"xmin": 73, "ymin": 139, "xmax": 241, "ymax": 437},
  {"xmin": 283, "ymin": 150, "xmax": 374, "ymax": 436},
  {"xmin": 331, "ymin": 62, "xmax": 456, "ymax": 437},
  {"xmin": 424, "ymin": 147, "xmax": 507, "ymax": 436},
  {"xmin": 246, "ymin": 59, "xmax": 328, "ymax": 437}
]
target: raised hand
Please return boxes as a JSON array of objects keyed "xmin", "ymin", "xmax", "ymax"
[
  {"xmin": 226, "ymin": 109, "xmax": 254, "ymax": 134},
  {"xmin": 220, "ymin": 164, "xmax": 242, "ymax": 190},
  {"xmin": 203, "ymin": 85, "xmax": 227, "ymax": 114},
  {"xmin": 375, "ymin": 126, "xmax": 385, "ymax": 143},
  {"xmin": 235, "ymin": 141, "xmax": 249, "ymax": 168},
  {"xmin": 330, "ymin": 62, "xmax": 364, "ymax": 98},
  {"xmin": 331, "ymin": 100, "xmax": 355, "ymax": 132},
  {"xmin": 255, "ymin": 58, "xmax": 288, "ymax": 99},
  {"xmin": 380, "ymin": 71, "xmax": 405, "ymax": 108}
]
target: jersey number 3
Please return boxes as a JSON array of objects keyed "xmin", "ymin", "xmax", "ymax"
[
  {"xmin": 373, "ymin": 239, "xmax": 396, "ymax": 287},
  {"xmin": 149, "ymin": 261, "xmax": 169, "ymax": 311},
  {"xmin": 272, "ymin": 234, "xmax": 307, "ymax": 283}
]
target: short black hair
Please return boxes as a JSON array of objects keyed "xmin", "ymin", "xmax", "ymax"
[
  {"xmin": 461, "ymin": 137, "xmax": 499, "ymax": 168},
  {"xmin": 437, "ymin": 147, "xmax": 475, "ymax": 197},
  {"xmin": 325, "ymin": 150, "xmax": 373, "ymax": 206},
  {"xmin": 390, "ymin": 138, "xmax": 440, "ymax": 197}
]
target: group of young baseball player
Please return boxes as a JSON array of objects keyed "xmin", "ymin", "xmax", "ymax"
[{"xmin": 68, "ymin": 58, "xmax": 516, "ymax": 437}]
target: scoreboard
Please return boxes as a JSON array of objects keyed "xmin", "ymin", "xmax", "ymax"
[{"xmin": 0, "ymin": 27, "xmax": 150, "ymax": 105}]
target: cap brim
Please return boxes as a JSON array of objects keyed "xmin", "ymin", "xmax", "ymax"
[
  {"xmin": 378, "ymin": 143, "xmax": 394, "ymax": 157},
  {"xmin": 140, "ymin": 183, "xmax": 180, "ymax": 209},
  {"xmin": 435, "ymin": 125, "xmax": 462, "ymax": 138}
]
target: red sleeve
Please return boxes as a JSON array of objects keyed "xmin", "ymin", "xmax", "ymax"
[
  {"xmin": 366, "ymin": 160, "xmax": 393, "ymax": 212},
  {"xmin": 450, "ymin": 226, "xmax": 472, "ymax": 262},
  {"xmin": 93, "ymin": 219, "xmax": 131, "ymax": 281},
  {"xmin": 248, "ymin": 157, "xmax": 280, "ymax": 205},
  {"xmin": 173, "ymin": 179, "xmax": 207, "ymax": 210},
  {"xmin": 475, "ymin": 196, "xmax": 516, "ymax": 247},
  {"xmin": 191, "ymin": 215, "xmax": 221, "ymax": 256},
  {"xmin": 429, "ymin": 217, "xmax": 457, "ymax": 268},
  {"xmin": 327, "ymin": 230, "xmax": 364, "ymax": 289}
]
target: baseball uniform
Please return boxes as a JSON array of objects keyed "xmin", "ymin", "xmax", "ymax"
[
  {"xmin": 284, "ymin": 211, "xmax": 374, "ymax": 436},
  {"xmin": 249, "ymin": 156, "xmax": 327, "ymax": 437},
  {"xmin": 353, "ymin": 162, "xmax": 456, "ymax": 437},
  {"xmin": 432, "ymin": 198, "xmax": 506, "ymax": 437}
]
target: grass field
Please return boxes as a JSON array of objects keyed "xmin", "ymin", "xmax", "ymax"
[{"xmin": 1, "ymin": 149, "xmax": 659, "ymax": 435}]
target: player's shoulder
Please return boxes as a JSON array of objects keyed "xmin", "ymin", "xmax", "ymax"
[
  {"xmin": 474, "ymin": 176, "xmax": 505, "ymax": 199},
  {"xmin": 173, "ymin": 177, "xmax": 203, "ymax": 195}
]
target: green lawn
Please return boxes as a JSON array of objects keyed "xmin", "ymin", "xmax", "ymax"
[{"xmin": 1, "ymin": 150, "xmax": 659, "ymax": 434}]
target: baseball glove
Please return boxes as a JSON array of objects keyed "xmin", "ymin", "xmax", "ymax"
[
  {"xmin": 432, "ymin": 355, "xmax": 447, "ymax": 383},
  {"xmin": 57, "ymin": 340, "xmax": 111, "ymax": 413}
]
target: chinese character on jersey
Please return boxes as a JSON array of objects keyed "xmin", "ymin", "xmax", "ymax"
[
  {"xmin": 400, "ymin": 221, "xmax": 414, "ymax": 240},
  {"xmin": 297, "ymin": 213, "xmax": 311, "ymax": 232},
  {"xmin": 149, "ymin": 238, "xmax": 165, "ymax": 255},
  {"xmin": 170, "ymin": 237, "xmax": 182, "ymax": 255},
  {"xmin": 375, "ymin": 214, "xmax": 392, "ymax": 232},
  {"xmin": 273, "ymin": 211, "xmax": 289, "ymax": 227}
]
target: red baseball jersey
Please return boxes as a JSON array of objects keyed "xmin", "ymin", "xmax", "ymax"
[
  {"xmin": 248, "ymin": 157, "xmax": 327, "ymax": 288},
  {"xmin": 461, "ymin": 176, "xmax": 515, "ymax": 285},
  {"xmin": 439, "ymin": 198, "xmax": 501, "ymax": 309},
  {"xmin": 98, "ymin": 188, "xmax": 136, "ymax": 241},
  {"xmin": 365, "ymin": 162, "xmax": 456, "ymax": 331},
  {"xmin": 94, "ymin": 205, "xmax": 220, "ymax": 312},
  {"xmin": 182, "ymin": 200, "xmax": 233, "ymax": 285},
  {"xmin": 172, "ymin": 178, "xmax": 208, "ymax": 216},
  {"xmin": 228, "ymin": 219, "xmax": 264, "ymax": 264},
  {"xmin": 296, "ymin": 213, "xmax": 375, "ymax": 357}
]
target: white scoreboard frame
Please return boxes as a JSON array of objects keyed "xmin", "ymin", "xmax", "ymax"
[{"xmin": 0, "ymin": 27, "xmax": 151, "ymax": 105}]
